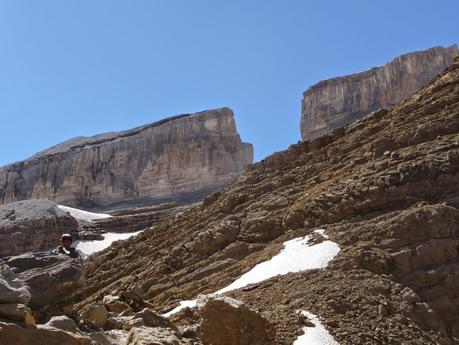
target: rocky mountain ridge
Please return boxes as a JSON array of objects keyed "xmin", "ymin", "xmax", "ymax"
[
  {"xmin": 0, "ymin": 108, "xmax": 253, "ymax": 210},
  {"xmin": 300, "ymin": 44, "xmax": 458, "ymax": 140},
  {"xmin": 74, "ymin": 56, "xmax": 459, "ymax": 344}
]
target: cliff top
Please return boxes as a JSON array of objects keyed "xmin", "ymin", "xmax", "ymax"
[
  {"xmin": 30, "ymin": 107, "xmax": 232, "ymax": 158},
  {"xmin": 303, "ymin": 44, "xmax": 458, "ymax": 95}
]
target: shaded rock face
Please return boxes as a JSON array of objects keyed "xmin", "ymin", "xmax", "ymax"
[
  {"xmin": 3, "ymin": 251, "xmax": 85, "ymax": 323},
  {"xmin": 77, "ymin": 58, "xmax": 459, "ymax": 344},
  {"xmin": 0, "ymin": 264, "xmax": 34, "ymax": 325},
  {"xmin": 197, "ymin": 294, "xmax": 275, "ymax": 345},
  {"xmin": 300, "ymin": 45, "xmax": 458, "ymax": 140},
  {"xmin": 0, "ymin": 199, "xmax": 78, "ymax": 257},
  {"xmin": 0, "ymin": 108, "xmax": 253, "ymax": 209}
]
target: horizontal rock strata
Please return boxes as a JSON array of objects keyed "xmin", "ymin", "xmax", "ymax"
[
  {"xmin": 0, "ymin": 108, "xmax": 253, "ymax": 209},
  {"xmin": 300, "ymin": 44, "xmax": 458, "ymax": 140},
  {"xmin": 77, "ymin": 57, "xmax": 459, "ymax": 344},
  {"xmin": 0, "ymin": 199, "xmax": 78, "ymax": 257}
]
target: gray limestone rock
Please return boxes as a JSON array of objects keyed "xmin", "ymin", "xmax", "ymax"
[
  {"xmin": 0, "ymin": 108, "xmax": 253, "ymax": 210},
  {"xmin": 0, "ymin": 199, "xmax": 78, "ymax": 256},
  {"xmin": 300, "ymin": 45, "xmax": 459, "ymax": 140}
]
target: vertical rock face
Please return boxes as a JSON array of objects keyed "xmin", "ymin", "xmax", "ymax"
[
  {"xmin": 300, "ymin": 45, "xmax": 458, "ymax": 140},
  {"xmin": 0, "ymin": 108, "xmax": 253, "ymax": 209}
]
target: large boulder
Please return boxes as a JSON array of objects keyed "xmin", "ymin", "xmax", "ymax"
[
  {"xmin": 125, "ymin": 326, "xmax": 189, "ymax": 345},
  {"xmin": 0, "ymin": 264, "xmax": 30, "ymax": 305},
  {"xmin": 2, "ymin": 251, "xmax": 85, "ymax": 322},
  {"xmin": 197, "ymin": 294, "xmax": 275, "ymax": 345},
  {"xmin": 0, "ymin": 199, "xmax": 78, "ymax": 257}
]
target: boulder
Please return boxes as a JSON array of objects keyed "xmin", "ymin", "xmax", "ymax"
[
  {"xmin": 0, "ymin": 199, "xmax": 78, "ymax": 257},
  {"xmin": 125, "ymin": 326, "xmax": 187, "ymax": 345},
  {"xmin": 0, "ymin": 319, "xmax": 94, "ymax": 345},
  {"xmin": 84, "ymin": 304, "xmax": 108, "ymax": 328},
  {"xmin": 0, "ymin": 264, "xmax": 30, "ymax": 304},
  {"xmin": 2, "ymin": 251, "xmax": 85, "ymax": 322},
  {"xmin": 197, "ymin": 294, "xmax": 275, "ymax": 345},
  {"xmin": 43, "ymin": 315, "xmax": 79, "ymax": 333},
  {"xmin": 0, "ymin": 303, "xmax": 34, "ymax": 324}
]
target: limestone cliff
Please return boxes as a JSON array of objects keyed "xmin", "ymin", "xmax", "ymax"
[
  {"xmin": 0, "ymin": 108, "xmax": 253, "ymax": 209},
  {"xmin": 300, "ymin": 44, "xmax": 458, "ymax": 140}
]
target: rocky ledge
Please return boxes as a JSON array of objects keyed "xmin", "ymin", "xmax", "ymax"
[
  {"xmin": 0, "ymin": 199, "xmax": 78, "ymax": 257},
  {"xmin": 0, "ymin": 108, "xmax": 253, "ymax": 210},
  {"xmin": 300, "ymin": 44, "xmax": 458, "ymax": 140}
]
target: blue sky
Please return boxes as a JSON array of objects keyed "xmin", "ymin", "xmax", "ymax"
[{"xmin": 0, "ymin": 0, "xmax": 458, "ymax": 165}]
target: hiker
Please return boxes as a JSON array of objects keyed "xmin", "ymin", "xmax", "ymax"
[{"xmin": 51, "ymin": 234, "xmax": 80, "ymax": 258}]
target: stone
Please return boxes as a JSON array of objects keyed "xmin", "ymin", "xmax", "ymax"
[
  {"xmin": 105, "ymin": 300, "xmax": 131, "ymax": 313},
  {"xmin": 0, "ymin": 108, "xmax": 253, "ymax": 209},
  {"xmin": 122, "ymin": 317, "xmax": 145, "ymax": 331},
  {"xmin": 90, "ymin": 329, "xmax": 129, "ymax": 345},
  {"xmin": 197, "ymin": 294, "xmax": 275, "ymax": 345},
  {"xmin": 3, "ymin": 251, "xmax": 85, "ymax": 322},
  {"xmin": 133, "ymin": 308, "xmax": 175, "ymax": 329},
  {"xmin": 0, "ymin": 303, "xmax": 33, "ymax": 323},
  {"xmin": 0, "ymin": 319, "xmax": 94, "ymax": 345},
  {"xmin": 125, "ymin": 326, "xmax": 186, "ymax": 345},
  {"xmin": 300, "ymin": 45, "xmax": 458, "ymax": 140},
  {"xmin": 0, "ymin": 264, "xmax": 31, "ymax": 304},
  {"xmin": 84, "ymin": 304, "xmax": 108, "ymax": 328},
  {"xmin": 0, "ymin": 199, "xmax": 78, "ymax": 256},
  {"xmin": 43, "ymin": 315, "xmax": 79, "ymax": 333}
]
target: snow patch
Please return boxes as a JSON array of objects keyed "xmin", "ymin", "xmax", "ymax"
[
  {"xmin": 74, "ymin": 231, "xmax": 141, "ymax": 256},
  {"xmin": 163, "ymin": 229, "xmax": 340, "ymax": 316},
  {"xmin": 58, "ymin": 205, "xmax": 112, "ymax": 222},
  {"xmin": 163, "ymin": 300, "xmax": 197, "ymax": 317},
  {"xmin": 293, "ymin": 310, "xmax": 340, "ymax": 345},
  {"xmin": 314, "ymin": 229, "xmax": 329, "ymax": 239},
  {"xmin": 217, "ymin": 235, "xmax": 340, "ymax": 294}
]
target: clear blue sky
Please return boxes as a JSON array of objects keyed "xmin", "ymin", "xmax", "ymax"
[{"xmin": 0, "ymin": 0, "xmax": 457, "ymax": 165}]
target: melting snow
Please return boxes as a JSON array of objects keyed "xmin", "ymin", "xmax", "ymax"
[
  {"xmin": 74, "ymin": 231, "xmax": 141, "ymax": 256},
  {"xmin": 293, "ymin": 311, "xmax": 340, "ymax": 345},
  {"xmin": 217, "ymin": 235, "xmax": 340, "ymax": 294},
  {"xmin": 163, "ymin": 229, "xmax": 340, "ymax": 317},
  {"xmin": 58, "ymin": 205, "xmax": 112, "ymax": 222}
]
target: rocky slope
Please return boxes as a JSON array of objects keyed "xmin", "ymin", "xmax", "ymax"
[
  {"xmin": 0, "ymin": 108, "xmax": 253, "ymax": 209},
  {"xmin": 301, "ymin": 44, "xmax": 458, "ymax": 140},
  {"xmin": 77, "ymin": 57, "xmax": 459, "ymax": 344}
]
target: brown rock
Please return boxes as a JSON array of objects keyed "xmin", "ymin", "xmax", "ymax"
[
  {"xmin": 84, "ymin": 304, "xmax": 108, "ymax": 328},
  {"xmin": 125, "ymin": 326, "xmax": 188, "ymax": 345},
  {"xmin": 197, "ymin": 294, "xmax": 275, "ymax": 345}
]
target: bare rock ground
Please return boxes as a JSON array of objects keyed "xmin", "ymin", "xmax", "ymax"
[{"xmin": 75, "ymin": 57, "xmax": 459, "ymax": 344}]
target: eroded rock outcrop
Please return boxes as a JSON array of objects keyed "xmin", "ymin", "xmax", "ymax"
[
  {"xmin": 197, "ymin": 294, "xmax": 275, "ymax": 345},
  {"xmin": 3, "ymin": 251, "xmax": 85, "ymax": 323},
  {"xmin": 0, "ymin": 199, "xmax": 78, "ymax": 257},
  {"xmin": 77, "ymin": 57, "xmax": 459, "ymax": 344},
  {"xmin": 0, "ymin": 108, "xmax": 253, "ymax": 209},
  {"xmin": 300, "ymin": 44, "xmax": 458, "ymax": 140}
]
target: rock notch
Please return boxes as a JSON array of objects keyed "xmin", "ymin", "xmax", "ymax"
[
  {"xmin": 300, "ymin": 44, "xmax": 458, "ymax": 140},
  {"xmin": 0, "ymin": 108, "xmax": 253, "ymax": 209}
]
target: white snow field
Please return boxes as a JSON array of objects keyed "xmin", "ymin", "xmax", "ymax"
[
  {"xmin": 293, "ymin": 310, "xmax": 340, "ymax": 345},
  {"xmin": 163, "ymin": 229, "xmax": 341, "ymax": 317},
  {"xmin": 58, "ymin": 204, "xmax": 112, "ymax": 222},
  {"xmin": 74, "ymin": 231, "xmax": 142, "ymax": 256}
]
